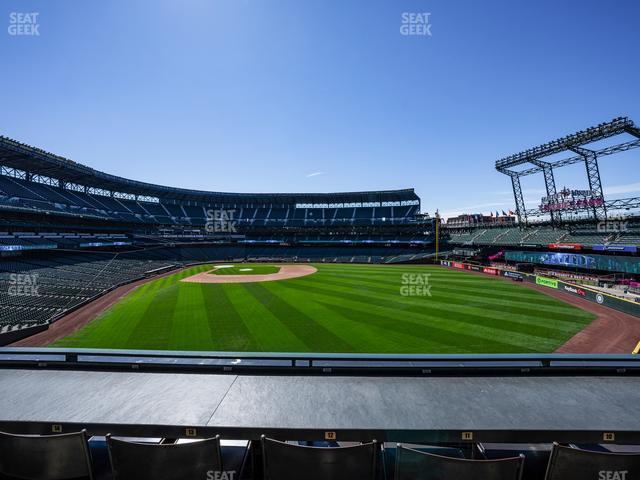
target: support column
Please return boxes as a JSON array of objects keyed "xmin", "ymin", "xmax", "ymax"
[
  {"xmin": 569, "ymin": 146, "xmax": 607, "ymax": 221},
  {"xmin": 531, "ymin": 160, "xmax": 560, "ymax": 225},
  {"xmin": 509, "ymin": 173, "xmax": 527, "ymax": 226}
]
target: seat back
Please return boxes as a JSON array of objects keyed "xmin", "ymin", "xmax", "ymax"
[
  {"xmin": 544, "ymin": 443, "xmax": 640, "ymax": 480},
  {"xmin": 395, "ymin": 444, "xmax": 524, "ymax": 480},
  {"xmin": 261, "ymin": 436, "xmax": 377, "ymax": 480},
  {"xmin": 107, "ymin": 435, "xmax": 222, "ymax": 480},
  {"xmin": 0, "ymin": 430, "xmax": 93, "ymax": 480}
]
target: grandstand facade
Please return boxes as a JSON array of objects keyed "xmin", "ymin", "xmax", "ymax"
[{"xmin": 0, "ymin": 135, "xmax": 429, "ymax": 244}]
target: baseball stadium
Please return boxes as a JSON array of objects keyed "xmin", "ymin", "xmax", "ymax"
[
  {"xmin": 2, "ymin": 123, "xmax": 640, "ymax": 478},
  {"xmin": 1, "ymin": 118, "xmax": 639, "ymax": 356}
]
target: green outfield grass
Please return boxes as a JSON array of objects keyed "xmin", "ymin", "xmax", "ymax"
[
  {"xmin": 53, "ymin": 264, "xmax": 595, "ymax": 353},
  {"xmin": 210, "ymin": 265, "xmax": 280, "ymax": 275}
]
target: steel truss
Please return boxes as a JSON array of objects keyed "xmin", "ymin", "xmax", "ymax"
[
  {"xmin": 496, "ymin": 117, "xmax": 640, "ymax": 225},
  {"xmin": 525, "ymin": 197, "xmax": 640, "ymax": 218}
]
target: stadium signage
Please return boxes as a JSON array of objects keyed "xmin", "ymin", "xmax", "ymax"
[
  {"xmin": 502, "ymin": 271, "xmax": 524, "ymax": 281},
  {"xmin": 466, "ymin": 265, "xmax": 482, "ymax": 272},
  {"xmin": 539, "ymin": 188, "xmax": 604, "ymax": 213},
  {"xmin": 452, "ymin": 262, "xmax": 464, "ymax": 269},
  {"xmin": 535, "ymin": 276, "xmax": 558, "ymax": 289},
  {"xmin": 482, "ymin": 267, "xmax": 498, "ymax": 275},
  {"xmin": 563, "ymin": 285, "xmax": 586, "ymax": 296},
  {"xmin": 548, "ymin": 243, "xmax": 582, "ymax": 250},
  {"xmin": 593, "ymin": 244, "xmax": 637, "ymax": 253}
]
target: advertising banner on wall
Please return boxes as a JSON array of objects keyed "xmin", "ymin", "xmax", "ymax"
[
  {"xmin": 548, "ymin": 243, "xmax": 582, "ymax": 250},
  {"xmin": 502, "ymin": 270, "xmax": 524, "ymax": 281},
  {"xmin": 592, "ymin": 245, "xmax": 638, "ymax": 253},
  {"xmin": 535, "ymin": 276, "xmax": 559, "ymax": 289}
]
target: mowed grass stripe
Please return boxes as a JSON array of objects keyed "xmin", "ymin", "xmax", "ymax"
[
  {"xmin": 280, "ymin": 279, "xmax": 580, "ymax": 347},
  {"xmin": 124, "ymin": 279, "xmax": 181, "ymax": 349},
  {"xmin": 321, "ymin": 271, "xmax": 567, "ymax": 308},
  {"xmin": 166, "ymin": 284, "xmax": 213, "ymax": 350},
  {"xmin": 278, "ymin": 280, "xmax": 552, "ymax": 350},
  {"xmin": 288, "ymin": 276, "xmax": 587, "ymax": 335},
  {"xmin": 318, "ymin": 303, "xmax": 533, "ymax": 353},
  {"xmin": 53, "ymin": 264, "xmax": 595, "ymax": 353},
  {"xmin": 199, "ymin": 284, "xmax": 260, "ymax": 351},
  {"xmin": 225, "ymin": 285, "xmax": 309, "ymax": 352},
  {"xmin": 259, "ymin": 280, "xmax": 434, "ymax": 353},
  {"xmin": 305, "ymin": 274, "xmax": 591, "ymax": 329},
  {"xmin": 242, "ymin": 282, "xmax": 355, "ymax": 352}
]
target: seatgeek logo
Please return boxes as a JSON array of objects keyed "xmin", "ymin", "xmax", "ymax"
[
  {"xmin": 7, "ymin": 273, "xmax": 39, "ymax": 296},
  {"xmin": 206, "ymin": 209, "xmax": 237, "ymax": 234},
  {"xmin": 206, "ymin": 471, "xmax": 236, "ymax": 480},
  {"xmin": 400, "ymin": 272, "xmax": 432, "ymax": 297},
  {"xmin": 400, "ymin": 12, "xmax": 432, "ymax": 36},
  {"xmin": 599, "ymin": 471, "xmax": 628, "ymax": 480},
  {"xmin": 8, "ymin": 12, "xmax": 40, "ymax": 36}
]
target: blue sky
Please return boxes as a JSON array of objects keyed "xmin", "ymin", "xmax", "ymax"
[{"xmin": 0, "ymin": 0, "xmax": 638, "ymax": 218}]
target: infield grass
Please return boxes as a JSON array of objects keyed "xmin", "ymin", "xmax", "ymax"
[{"xmin": 53, "ymin": 264, "xmax": 595, "ymax": 353}]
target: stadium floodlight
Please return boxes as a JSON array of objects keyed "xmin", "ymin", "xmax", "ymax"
[
  {"xmin": 495, "ymin": 117, "xmax": 636, "ymax": 172},
  {"xmin": 495, "ymin": 118, "xmax": 640, "ymax": 225}
]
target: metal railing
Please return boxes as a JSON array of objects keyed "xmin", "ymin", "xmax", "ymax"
[{"xmin": 1, "ymin": 347, "xmax": 638, "ymax": 376}]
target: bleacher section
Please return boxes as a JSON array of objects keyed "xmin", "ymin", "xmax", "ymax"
[
  {"xmin": 446, "ymin": 225, "xmax": 640, "ymax": 248},
  {"xmin": 0, "ymin": 253, "xmax": 176, "ymax": 332},
  {"xmin": 0, "ymin": 172, "xmax": 422, "ymax": 230}
]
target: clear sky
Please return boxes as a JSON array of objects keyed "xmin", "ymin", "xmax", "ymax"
[{"xmin": 1, "ymin": 0, "xmax": 638, "ymax": 218}]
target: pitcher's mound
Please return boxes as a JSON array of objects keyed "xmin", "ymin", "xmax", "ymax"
[{"xmin": 181, "ymin": 265, "xmax": 317, "ymax": 284}]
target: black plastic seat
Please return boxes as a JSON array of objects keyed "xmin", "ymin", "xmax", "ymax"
[
  {"xmin": 0, "ymin": 430, "xmax": 94, "ymax": 480},
  {"xmin": 106, "ymin": 434, "xmax": 223, "ymax": 480},
  {"xmin": 544, "ymin": 443, "xmax": 640, "ymax": 480},
  {"xmin": 395, "ymin": 444, "xmax": 524, "ymax": 480},
  {"xmin": 261, "ymin": 436, "xmax": 378, "ymax": 480}
]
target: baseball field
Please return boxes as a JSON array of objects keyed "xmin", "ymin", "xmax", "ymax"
[{"xmin": 52, "ymin": 264, "xmax": 596, "ymax": 353}]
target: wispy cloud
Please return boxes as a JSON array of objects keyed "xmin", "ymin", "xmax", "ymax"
[{"xmin": 306, "ymin": 171, "xmax": 326, "ymax": 178}]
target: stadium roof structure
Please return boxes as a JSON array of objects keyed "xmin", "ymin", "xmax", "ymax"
[
  {"xmin": 495, "ymin": 117, "xmax": 640, "ymax": 225},
  {"xmin": 0, "ymin": 135, "xmax": 419, "ymax": 205}
]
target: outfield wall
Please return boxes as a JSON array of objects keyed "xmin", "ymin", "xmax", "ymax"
[
  {"xmin": 440, "ymin": 260, "xmax": 640, "ymax": 318},
  {"xmin": 0, "ymin": 324, "xmax": 48, "ymax": 346}
]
